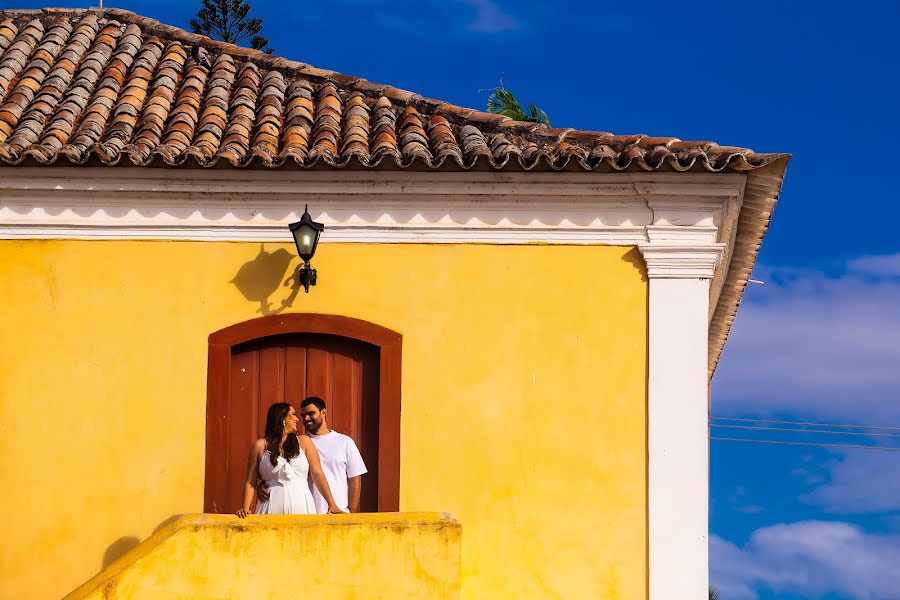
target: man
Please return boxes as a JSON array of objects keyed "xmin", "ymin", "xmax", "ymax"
[
  {"xmin": 258, "ymin": 396, "xmax": 367, "ymax": 513},
  {"xmin": 298, "ymin": 396, "xmax": 368, "ymax": 513}
]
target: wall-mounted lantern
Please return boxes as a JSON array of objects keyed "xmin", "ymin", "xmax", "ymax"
[{"xmin": 288, "ymin": 205, "xmax": 325, "ymax": 293}]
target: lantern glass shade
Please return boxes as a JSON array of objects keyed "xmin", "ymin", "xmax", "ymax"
[{"xmin": 289, "ymin": 208, "xmax": 324, "ymax": 262}]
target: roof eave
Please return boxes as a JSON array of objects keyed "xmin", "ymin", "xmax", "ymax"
[{"xmin": 708, "ymin": 153, "xmax": 791, "ymax": 377}]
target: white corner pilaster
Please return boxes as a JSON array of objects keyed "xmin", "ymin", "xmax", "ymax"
[{"xmin": 639, "ymin": 232, "xmax": 723, "ymax": 600}]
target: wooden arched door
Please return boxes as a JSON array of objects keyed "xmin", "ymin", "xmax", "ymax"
[{"xmin": 204, "ymin": 314, "xmax": 401, "ymax": 514}]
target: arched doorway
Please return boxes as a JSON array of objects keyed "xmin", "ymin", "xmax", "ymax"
[{"xmin": 204, "ymin": 314, "xmax": 401, "ymax": 513}]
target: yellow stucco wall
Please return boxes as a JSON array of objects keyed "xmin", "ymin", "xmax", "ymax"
[
  {"xmin": 0, "ymin": 240, "xmax": 647, "ymax": 600},
  {"xmin": 65, "ymin": 513, "xmax": 461, "ymax": 600}
]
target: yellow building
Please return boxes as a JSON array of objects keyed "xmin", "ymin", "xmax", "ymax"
[{"xmin": 0, "ymin": 8, "xmax": 789, "ymax": 599}]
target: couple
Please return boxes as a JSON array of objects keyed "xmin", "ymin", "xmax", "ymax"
[{"xmin": 236, "ymin": 396, "xmax": 367, "ymax": 517}]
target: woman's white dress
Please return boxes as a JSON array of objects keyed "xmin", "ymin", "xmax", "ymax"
[{"xmin": 256, "ymin": 449, "xmax": 318, "ymax": 515}]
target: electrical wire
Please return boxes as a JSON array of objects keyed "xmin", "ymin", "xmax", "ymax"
[
  {"xmin": 710, "ymin": 416, "xmax": 900, "ymax": 432},
  {"xmin": 709, "ymin": 423, "xmax": 900, "ymax": 439},
  {"xmin": 711, "ymin": 437, "xmax": 900, "ymax": 452}
]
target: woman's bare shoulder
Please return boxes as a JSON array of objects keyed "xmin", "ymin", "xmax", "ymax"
[{"xmin": 250, "ymin": 438, "xmax": 267, "ymax": 453}]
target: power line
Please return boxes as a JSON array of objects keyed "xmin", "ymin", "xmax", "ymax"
[
  {"xmin": 710, "ymin": 416, "xmax": 900, "ymax": 432},
  {"xmin": 711, "ymin": 437, "xmax": 900, "ymax": 452},
  {"xmin": 710, "ymin": 423, "xmax": 900, "ymax": 439}
]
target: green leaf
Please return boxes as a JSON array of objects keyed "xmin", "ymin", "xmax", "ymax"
[{"xmin": 486, "ymin": 86, "xmax": 550, "ymax": 126}]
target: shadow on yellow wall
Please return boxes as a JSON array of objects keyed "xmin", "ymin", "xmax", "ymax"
[
  {"xmin": 622, "ymin": 247, "xmax": 649, "ymax": 283},
  {"xmin": 229, "ymin": 245, "xmax": 303, "ymax": 315},
  {"xmin": 102, "ymin": 513, "xmax": 185, "ymax": 569},
  {"xmin": 102, "ymin": 537, "xmax": 139, "ymax": 569}
]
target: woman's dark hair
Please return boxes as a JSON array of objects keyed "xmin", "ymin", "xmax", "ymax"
[{"xmin": 264, "ymin": 402, "xmax": 300, "ymax": 466}]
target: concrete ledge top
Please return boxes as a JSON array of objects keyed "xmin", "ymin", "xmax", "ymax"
[{"xmin": 65, "ymin": 512, "xmax": 461, "ymax": 600}]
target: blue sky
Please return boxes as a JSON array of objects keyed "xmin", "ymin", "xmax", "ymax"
[{"xmin": 11, "ymin": 1, "xmax": 900, "ymax": 597}]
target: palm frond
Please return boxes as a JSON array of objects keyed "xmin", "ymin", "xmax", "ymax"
[
  {"xmin": 486, "ymin": 87, "xmax": 550, "ymax": 126},
  {"xmin": 487, "ymin": 88, "xmax": 526, "ymax": 121},
  {"xmin": 526, "ymin": 103, "xmax": 551, "ymax": 126}
]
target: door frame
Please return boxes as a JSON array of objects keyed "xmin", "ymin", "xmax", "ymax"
[{"xmin": 205, "ymin": 313, "xmax": 402, "ymax": 512}]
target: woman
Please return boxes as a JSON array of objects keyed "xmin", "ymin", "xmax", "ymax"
[{"xmin": 236, "ymin": 402, "xmax": 342, "ymax": 517}]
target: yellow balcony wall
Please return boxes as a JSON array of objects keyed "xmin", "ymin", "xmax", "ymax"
[{"xmin": 65, "ymin": 513, "xmax": 460, "ymax": 599}]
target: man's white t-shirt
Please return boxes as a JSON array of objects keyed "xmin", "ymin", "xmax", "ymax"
[{"xmin": 307, "ymin": 430, "xmax": 367, "ymax": 513}]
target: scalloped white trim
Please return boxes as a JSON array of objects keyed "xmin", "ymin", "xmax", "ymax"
[{"xmin": 0, "ymin": 168, "xmax": 740, "ymax": 254}]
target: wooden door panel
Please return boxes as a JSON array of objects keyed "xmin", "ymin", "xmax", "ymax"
[
  {"xmin": 258, "ymin": 346, "xmax": 286, "ymax": 409},
  {"xmin": 227, "ymin": 349, "xmax": 259, "ymax": 512},
  {"xmin": 332, "ymin": 350, "xmax": 356, "ymax": 438},
  {"xmin": 306, "ymin": 345, "xmax": 332, "ymax": 405},
  {"xmin": 216, "ymin": 333, "xmax": 381, "ymax": 513},
  {"xmin": 358, "ymin": 349, "xmax": 380, "ymax": 512},
  {"xmin": 284, "ymin": 345, "xmax": 308, "ymax": 404},
  {"xmin": 205, "ymin": 345, "xmax": 230, "ymax": 514}
]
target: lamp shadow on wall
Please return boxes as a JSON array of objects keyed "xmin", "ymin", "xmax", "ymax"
[
  {"xmin": 230, "ymin": 245, "xmax": 303, "ymax": 315},
  {"xmin": 100, "ymin": 515, "xmax": 183, "ymax": 570},
  {"xmin": 102, "ymin": 536, "xmax": 140, "ymax": 569}
]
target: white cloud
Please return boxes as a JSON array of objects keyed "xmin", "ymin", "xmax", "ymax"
[
  {"xmin": 805, "ymin": 450, "xmax": 900, "ymax": 513},
  {"xmin": 463, "ymin": 0, "xmax": 519, "ymax": 33},
  {"xmin": 712, "ymin": 257, "xmax": 900, "ymax": 422},
  {"xmin": 711, "ymin": 521, "xmax": 900, "ymax": 600},
  {"xmin": 710, "ymin": 536, "xmax": 764, "ymax": 600},
  {"xmin": 847, "ymin": 253, "xmax": 900, "ymax": 278}
]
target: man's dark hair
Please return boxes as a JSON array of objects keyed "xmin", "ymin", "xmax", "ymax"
[{"xmin": 301, "ymin": 396, "xmax": 326, "ymax": 410}]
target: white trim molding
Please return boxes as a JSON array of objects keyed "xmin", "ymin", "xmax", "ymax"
[
  {"xmin": 0, "ymin": 168, "xmax": 743, "ymax": 246},
  {"xmin": 640, "ymin": 227, "xmax": 716, "ymax": 600},
  {"xmin": 638, "ymin": 244, "xmax": 725, "ymax": 279},
  {"xmin": 0, "ymin": 223, "xmax": 653, "ymax": 244}
]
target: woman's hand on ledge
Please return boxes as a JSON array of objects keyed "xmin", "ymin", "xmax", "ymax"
[
  {"xmin": 327, "ymin": 505, "xmax": 345, "ymax": 514},
  {"xmin": 236, "ymin": 507, "xmax": 253, "ymax": 518}
]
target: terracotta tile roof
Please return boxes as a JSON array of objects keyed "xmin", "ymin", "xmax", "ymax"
[{"xmin": 0, "ymin": 8, "xmax": 788, "ymax": 172}]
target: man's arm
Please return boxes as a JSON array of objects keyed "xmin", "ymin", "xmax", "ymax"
[
  {"xmin": 348, "ymin": 475, "xmax": 362, "ymax": 513},
  {"xmin": 256, "ymin": 477, "xmax": 269, "ymax": 502},
  {"xmin": 345, "ymin": 437, "xmax": 367, "ymax": 513}
]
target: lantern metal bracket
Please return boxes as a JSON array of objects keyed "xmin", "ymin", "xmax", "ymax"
[{"xmin": 298, "ymin": 261, "xmax": 317, "ymax": 293}]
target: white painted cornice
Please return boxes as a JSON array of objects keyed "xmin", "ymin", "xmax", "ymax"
[{"xmin": 0, "ymin": 168, "xmax": 744, "ymax": 246}]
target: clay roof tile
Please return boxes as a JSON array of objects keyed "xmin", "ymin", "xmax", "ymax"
[{"xmin": 0, "ymin": 7, "xmax": 785, "ymax": 176}]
